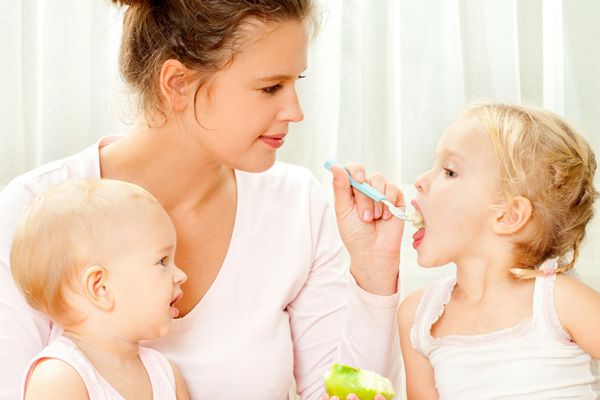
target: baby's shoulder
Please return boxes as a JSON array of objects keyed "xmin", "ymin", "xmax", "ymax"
[{"xmin": 25, "ymin": 358, "xmax": 87, "ymax": 400}]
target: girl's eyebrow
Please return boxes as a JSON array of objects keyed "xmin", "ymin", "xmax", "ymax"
[
  {"xmin": 436, "ymin": 148, "xmax": 468, "ymax": 165},
  {"xmin": 255, "ymin": 68, "xmax": 308, "ymax": 82}
]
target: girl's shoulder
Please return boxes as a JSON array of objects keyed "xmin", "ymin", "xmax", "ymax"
[
  {"xmin": 398, "ymin": 277, "xmax": 454, "ymax": 329},
  {"xmin": 553, "ymin": 273, "xmax": 600, "ymax": 337}
]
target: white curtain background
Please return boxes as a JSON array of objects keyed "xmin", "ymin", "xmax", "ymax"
[{"xmin": 1, "ymin": 1, "xmax": 600, "ymax": 397}]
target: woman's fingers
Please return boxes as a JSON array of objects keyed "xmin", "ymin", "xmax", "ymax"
[
  {"xmin": 368, "ymin": 172, "xmax": 387, "ymax": 219},
  {"xmin": 383, "ymin": 182, "xmax": 405, "ymax": 220},
  {"xmin": 344, "ymin": 163, "xmax": 373, "ymax": 222},
  {"xmin": 330, "ymin": 165, "xmax": 355, "ymax": 220}
]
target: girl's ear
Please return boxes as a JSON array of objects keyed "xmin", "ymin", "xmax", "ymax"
[
  {"xmin": 492, "ymin": 196, "xmax": 533, "ymax": 235},
  {"xmin": 81, "ymin": 266, "xmax": 114, "ymax": 312},
  {"xmin": 160, "ymin": 59, "xmax": 189, "ymax": 111}
]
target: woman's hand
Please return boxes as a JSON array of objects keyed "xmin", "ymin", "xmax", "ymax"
[
  {"xmin": 322, "ymin": 394, "xmax": 387, "ymax": 400},
  {"xmin": 330, "ymin": 163, "xmax": 405, "ymax": 296}
]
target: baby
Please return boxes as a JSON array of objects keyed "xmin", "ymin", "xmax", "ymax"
[{"xmin": 11, "ymin": 178, "xmax": 189, "ymax": 399}]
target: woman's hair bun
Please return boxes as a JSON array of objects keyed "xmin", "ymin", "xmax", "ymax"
[{"xmin": 110, "ymin": 0, "xmax": 146, "ymax": 7}]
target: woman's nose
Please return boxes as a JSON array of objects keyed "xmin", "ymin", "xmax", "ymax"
[{"xmin": 280, "ymin": 88, "xmax": 304, "ymax": 123}]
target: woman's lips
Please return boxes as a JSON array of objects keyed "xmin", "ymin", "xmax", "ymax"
[
  {"xmin": 260, "ymin": 135, "xmax": 286, "ymax": 149},
  {"xmin": 412, "ymin": 228, "xmax": 425, "ymax": 249}
]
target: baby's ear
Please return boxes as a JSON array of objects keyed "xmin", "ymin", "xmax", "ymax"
[
  {"xmin": 81, "ymin": 266, "xmax": 114, "ymax": 312},
  {"xmin": 492, "ymin": 196, "xmax": 533, "ymax": 235}
]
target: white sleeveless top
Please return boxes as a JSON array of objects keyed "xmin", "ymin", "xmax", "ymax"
[
  {"xmin": 22, "ymin": 336, "xmax": 177, "ymax": 400},
  {"xmin": 410, "ymin": 260, "xmax": 599, "ymax": 399}
]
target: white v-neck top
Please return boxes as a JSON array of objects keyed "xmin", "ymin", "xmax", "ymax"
[
  {"xmin": 411, "ymin": 260, "xmax": 599, "ymax": 399},
  {"xmin": 0, "ymin": 137, "xmax": 401, "ymax": 400}
]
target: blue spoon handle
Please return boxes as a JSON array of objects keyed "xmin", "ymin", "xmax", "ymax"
[{"xmin": 324, "ymin": 159, "xmax": 387, "ymax": 202}]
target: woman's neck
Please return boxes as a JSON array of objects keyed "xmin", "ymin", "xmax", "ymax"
[{"xmin": 99, "ymin": 121, "xmax": 235, "ymax": 212}]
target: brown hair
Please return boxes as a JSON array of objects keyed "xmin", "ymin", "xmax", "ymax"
[
  {"xmin": 10, "ymin": 179, "xmax": 163, "ymax": 325},
  {"xmin": 459, "ymin": 103, "xmax": 598, "ymax": 279},
  {"xmin": 110, "ymin": 0, "xmax": 318, "ymax": 124}
]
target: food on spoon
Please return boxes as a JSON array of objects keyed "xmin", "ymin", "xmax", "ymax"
[
  {"xmin": 410, "ymin": 210, "xmax": 424, "ymax": 229},
  {"xmin": 323, "ymin": 364, "xmax": 395, "ymax": 400}
]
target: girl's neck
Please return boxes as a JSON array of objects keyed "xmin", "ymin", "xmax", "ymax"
[
  {"xmin": 99, "ymin": 121, "xmax": 236, "ymax": 212},
  {"xmin": 453, "ymin": 253, "xmax": 523, "ymax": 303}
]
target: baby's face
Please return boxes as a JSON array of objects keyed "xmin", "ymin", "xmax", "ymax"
[
  {"xmin": 411, "ymin": 117, "xmax": 499, "ymax": 268},
  {"xmin": 107, "ymin": 205, "xmax": 187, "ymax": 341}
]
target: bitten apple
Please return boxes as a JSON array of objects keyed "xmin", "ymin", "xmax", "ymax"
[{"xmin": 323, "ymin": 364, "xmax": 395, "ymax": 400}]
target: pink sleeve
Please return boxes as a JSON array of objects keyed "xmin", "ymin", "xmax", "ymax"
[
  {"xmin": 0, "ymin": 178, "xmax": 53, "ymax": 400},
  {"xmin": 287, "ymin": 177, "xmax": 402, "ymax": 400}
]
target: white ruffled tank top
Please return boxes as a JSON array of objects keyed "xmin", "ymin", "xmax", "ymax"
[{"xmin": 410, "ymin": 259, "xmax": 599, "ymax": 399}]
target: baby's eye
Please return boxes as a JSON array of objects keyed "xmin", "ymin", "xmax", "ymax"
[
  {"xmin": 159, "ymin": 257, "xmax": 167, "ymax": 267},
  {"xmin": 262, "ymin": 84, "xmax": 283, "ymax": 95},
  {"xmin": 444, "ymin": 168, "xmax": 458, "ymax": 178}
]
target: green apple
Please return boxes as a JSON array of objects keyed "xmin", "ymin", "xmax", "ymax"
[{"xmin": 323, "ymin": 364, "xmax": 395, "ymax": 400}]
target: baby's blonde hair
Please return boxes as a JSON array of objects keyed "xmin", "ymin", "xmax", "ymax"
[
  {"xmin": 459, "ymin": 102, "xmax": 598, "ymax": 279},
  {"xmin": 10, "ymin": 178, "xmax": 162, "ymax": 325}
]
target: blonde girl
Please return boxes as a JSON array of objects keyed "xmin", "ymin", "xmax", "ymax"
[{"xmin": 399, "ymin": 103, "xmax": 600, "ymax": 399}]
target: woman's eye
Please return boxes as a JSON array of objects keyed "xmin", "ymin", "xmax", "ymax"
[
  {"xmin": 262, "ymin": 84, "xmax": 283, "ymax": 95},
  {"xmin": 159, "ymin": 257, "xmax": 167, "ymax": 266}
]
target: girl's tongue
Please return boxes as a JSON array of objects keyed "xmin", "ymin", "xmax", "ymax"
[{"xmin": 412, "ymin": 228, "xmax": 425, "ymax": 249}]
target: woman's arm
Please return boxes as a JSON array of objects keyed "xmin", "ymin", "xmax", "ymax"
[
  {"xmin": 398, "ymin": 288, "xmax": 440, "ymax": 400},
  {"xmin": 289, "ymin": 170, "xmax": 402, "ymax": 400},
  {"xmin": 24, "ymin": 359, "xmax": 88, "ymax": 400},
  {"xmin": 554, "ymin": 273, "xmax": 600, "ymax": 359}
]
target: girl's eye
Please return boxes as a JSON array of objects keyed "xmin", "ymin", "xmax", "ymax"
[
  {"xmin": 262, "ymin": 84, "xmax": 283, "ymax": 95},
  {"xmin": 444, "ymin": 168, "xmax": 458, "ymax": 178},
  {"xmin": 159, "ymin": 257, "xmax": 167, "ymax": 267}
]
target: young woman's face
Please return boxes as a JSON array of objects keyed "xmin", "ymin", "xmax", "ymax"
[
  {"xmin": 411, "ymin": 117, "xmax": 499, "ymax": 268},
  {"xmin": 109, "ymin": 206, "xmax": 187, "ymax": 341},
  {"xmin": 186, "ymin": 20, "xmax": 309, "ymax": 172}
]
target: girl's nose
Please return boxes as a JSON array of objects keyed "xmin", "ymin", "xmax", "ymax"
[{"xmin": 414, "ymin": 171, "xmax": 428, "ymax": 193}]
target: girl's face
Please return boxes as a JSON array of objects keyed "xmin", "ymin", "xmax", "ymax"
[
  {"xmin": 184, "ymin": 20, "xmax": 309, "ymax": 173},
  {"xmin": 109, "ymin": 206, "xmax": 187, "ymax": 341},
  {"xmin": 412, "ymin": 117, "xmax": 499, "ymax": 268}
]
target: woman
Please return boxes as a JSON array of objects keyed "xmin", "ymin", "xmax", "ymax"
[{"xmin": 0, "ymin": 1, "xmax": 403, "ymax": 399}]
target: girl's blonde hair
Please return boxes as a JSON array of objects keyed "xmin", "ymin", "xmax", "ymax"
[
  {"xmin": 459, "ymin": 102, "xmax": 598, "ymax": 279},
  {"xmin": 10, "ymin": 179, "xmax": 162, "ymax": 325}
]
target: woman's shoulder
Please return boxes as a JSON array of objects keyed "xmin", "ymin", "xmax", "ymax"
[{"xmin": 1, "ymin": 142, "xmax": 100, "ymax": 203}]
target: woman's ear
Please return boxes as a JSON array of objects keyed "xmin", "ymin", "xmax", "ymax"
[
  {"xmin": 160, "ymin": 59, "xmax": 189, "ymax": 111},
  {"xmin": 492, "ymin": 196, "xmax": 533, "ymax": 235},
  {"xmin": 81, "ymin": 266, "xmax": 114, "ymax": 312}
]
